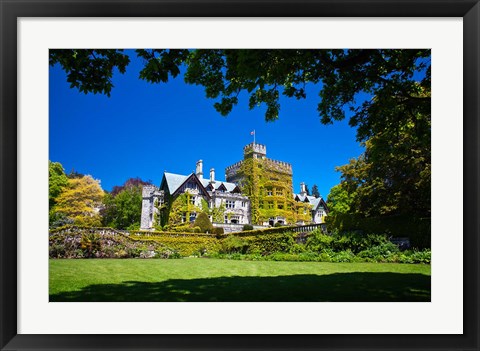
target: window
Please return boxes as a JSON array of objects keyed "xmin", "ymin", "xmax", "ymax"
[
  {"xmin": 267, "ymin": 190, "xmax": 273, "ymax": 196},
  {"xmin": 268, "ymin": 202, "xmax": 274, "ymax": 209},
  {"xmin": 224, "ymin": 215, "xmax": 228, "ymax": 223},
  {"xmin": 276, "ymin": 191, "xmax": 283, "ymax": 196},
  {"xmin": 226, "ymin": 200, "xmax": 235, "ymax": 209},
  {"xmin": 278, "ymin": 204, "xmax": 284, "ymax": 210},
  {"xmin": 190, "ymin": 196, "xmax": 196, "ymax": 205},
  {"xmin": 190, "ymin": 213, "xmax": 197, "ymax": 222}
]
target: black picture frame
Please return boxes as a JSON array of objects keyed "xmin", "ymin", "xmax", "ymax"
[{"xmin": 1, "ymin": 1, "xmax": 478, "ymax": 350}]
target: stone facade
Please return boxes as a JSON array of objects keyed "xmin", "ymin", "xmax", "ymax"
[
  {"xmin": 140, "ymin": 160, "xmax": 251, "ymax": 230},
  {"xmin": 225, "ymin": 142, "xmax": 327, "ymax": 226},
  {"xmin": 140, "ymin": 185, "xmax": 164, "ymax": 230},
  {"xmin": 140, "ymin": 143, "xmax": 328, "ymax": 230}
]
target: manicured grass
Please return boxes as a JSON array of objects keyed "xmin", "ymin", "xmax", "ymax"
[{"xmin": 49, "ymin": 258, "xmax": 430, "ymax": 302}]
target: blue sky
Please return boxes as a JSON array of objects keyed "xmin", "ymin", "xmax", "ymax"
[{"xmin": 49, "ymin": 50, "xmax": 364, "ymax": 198}]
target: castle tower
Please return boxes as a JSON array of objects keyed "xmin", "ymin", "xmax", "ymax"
[
  {"xmin": 140, "ymin": 185, "xmax": 164, "ymax": 230},
  {"xmin": 225, "ymin": 143, "xmax": 295, "ymax": 226},
  {"xmin": 243, "ymin": 142, "xmax": 267, "ymax": 160}
]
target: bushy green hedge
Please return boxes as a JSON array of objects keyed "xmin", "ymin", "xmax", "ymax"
[
  {"xmin": 216, "ymin": 232, "xmax": 296, "ymax": 255},
  {"xmin": 131, "ymin": 235, "xmax": 219, "ymax": 256},
  {"xmin": 208, "ymin": 248, "xmax": 431, "ymax": 264},
  {"xmin": 326, "ymin": 214, "xmax": 431, "ymax": 249},
  {"xmin": 306, "ymin": 229, "xmax": 388, "ymax": 254},
  {"xmin": 49, "ymin": 225, "xmax": 431, "ymax": 263}
]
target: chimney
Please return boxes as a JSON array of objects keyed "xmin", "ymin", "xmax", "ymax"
[
  {"xmin": 300, "ymin": 182, "xmax": 306, "ymax": 196},
  {"xmin": 210, "ymin": 168, "xmax": 215, "ymax": 183},
  {"xmin": 196, "ymin": 160, "xmax": 203, "ymax": 179}
]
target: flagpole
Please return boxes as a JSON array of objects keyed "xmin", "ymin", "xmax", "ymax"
[{"xmin": 254, "ymin": 129, "xmax": 255, "ymax": 145}]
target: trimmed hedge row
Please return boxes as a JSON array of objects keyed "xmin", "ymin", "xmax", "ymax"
[{"xmin": 130, "ymin": 235, "xmax": 219, "ymax": 256}]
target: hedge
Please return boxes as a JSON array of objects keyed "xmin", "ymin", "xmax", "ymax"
[
  {"xmin": 50, "ymin": 226, "xmax": 219, "ymax": 257},
  {"xmin": 218, "ymin": 232, "xmax": 296, "ymax": 255},
  {"xmin": 49, "ymin": 229, "xmax": 176, "ymax": 259},
  {"xmin": 326, "ymin": 214, "xmax": 431, "ymax": 249}
]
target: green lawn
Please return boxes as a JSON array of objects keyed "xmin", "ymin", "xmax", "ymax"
[{"xmin": 49, "ymin": 258, "xmax": 431, "ymax": 302}]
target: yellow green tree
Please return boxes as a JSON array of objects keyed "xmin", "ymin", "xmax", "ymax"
[
  {"xmin": 49, "ymin": 160, "xmax": 70, "ymax": 226},
  {"xmin": 49, "ymin": 161, "xmax": 68, "ymax": 208},
  {"xmin": 53, "ymin": 175, "xmax": 104, "ymax": 226}
]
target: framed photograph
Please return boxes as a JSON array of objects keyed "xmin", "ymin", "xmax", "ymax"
[{"xmin": 1, "ymin": 0, "xmax": 478, "ymax": 350}]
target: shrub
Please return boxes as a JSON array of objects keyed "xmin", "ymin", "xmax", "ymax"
[
  {"xmin": 155, "ymin": 249, "xmax": 182, "ymax": 259},
  {"xmin": 330, "ymin": 231, "xmax": 388, "ymax": 253},
  {"xmin": 406, "ymin": 249, "xmax": 431, "ymax": 264},
  {"xmin": 327, "ymin": 213, "xmax": 431, "ymax": 249},
  {"xmin": 213, "ymin": 227, "xmax": 224, "ymax": 237},
  {"xmin": 329, "ymin": 250, "xmax": 357, "ymax": 263},
  {"xmin": 127, "ymin": 223, "xmax": 141, "ymax": 231},
  {"xmin": 49, "ymin": 243, "xmax": 66, "ymax": 258},
  {"xmin": 357, "ymin": 242, "xmax": 400, "ymax": 261},
  {"xmin": 244, "ymin": 232, "xmax": 296, "ymax": 255},
  {"xmin": 274, "ymin": 222, "xmax": 283, "ymax": 227},
  {"xmin": 305, "ymin": 229, "xmax": 334, "ymax": 252},
  {"xmin": 289, "ymin": 243, "xmax": 306, "ymax": 254},
  {"xmin": 242, "ymin": 224, "xmax": 254, "ymax": 231},
  {"xmin": 194, "ymin": 212, "xmax": 214, "ymax": 233},
  {"xmin": 80, "ymin": 233, "xmax": 101, "ymax": 258},
  {"xmin": 220, "ymin": 235, "xmax": 249, "ymax": 254}
]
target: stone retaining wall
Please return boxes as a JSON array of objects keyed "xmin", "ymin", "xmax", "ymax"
[{"xmin": 212, "ymin": 222, "xmax": 266, "ymax": 233}]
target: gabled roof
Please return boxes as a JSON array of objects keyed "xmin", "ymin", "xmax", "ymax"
[
  {"xmin": 217, "ymin": 183, "xmax": 228, "ymax": 192},
  {"xmin": 294, "ymin": 194, "xmax": 310, "ymax": 202},
  {"xmin": 293, "ymin": 193, "xmax": 328, "ymax": 212},
  {"xmin": 161, "ymin": 173, "xmax": 188, "ymax": 194},
  {"xmin": 309, "ymin": 197, "xmax": 321, "ymax": 209},
  {"xmin": 315, "ymin": 197, "xmax": 329, "ymax": 212},
  {"xmin": 160, "ymin": 172, "xmax": 211, "ymax": 200},
  {"xmin": 200, "ymin": 179, "xmax": 240, "ymax": 193}
]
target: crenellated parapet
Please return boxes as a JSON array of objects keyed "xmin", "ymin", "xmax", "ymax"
[
  {"xmin": 264, "ymin": 158, "xmax": 292, "ymax": 174},
  {"xmin": 142, "ymin": 185, "xmax": 158, "ymax": 198},
  {"xmin": 243, "ymin": 142, "xmax": 267, "ymax": 157}
]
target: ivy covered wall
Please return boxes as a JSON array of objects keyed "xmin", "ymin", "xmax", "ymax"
[{"xmin": 226, "ymin": 143, "xmax": 312, "ymax": 225}]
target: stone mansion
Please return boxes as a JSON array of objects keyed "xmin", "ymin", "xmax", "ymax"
[{"xmin": 140, "ymin": 143, "xmax": 328, "ymax": 230}]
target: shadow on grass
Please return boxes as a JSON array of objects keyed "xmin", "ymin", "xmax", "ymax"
[{"xmin": 50, "ymin": 272, "xmax": 430, "ymax": 302}]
